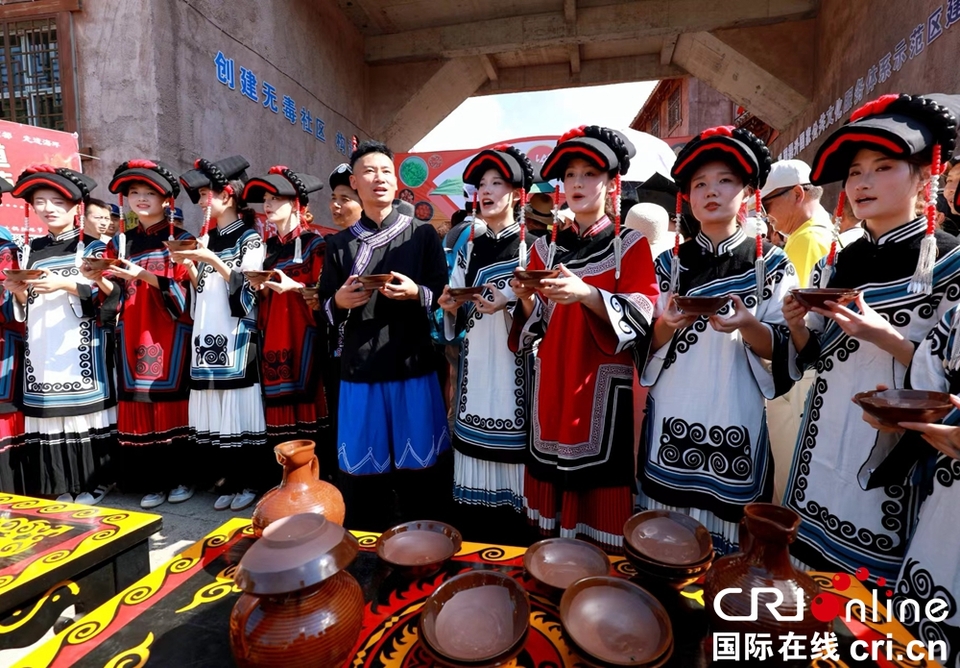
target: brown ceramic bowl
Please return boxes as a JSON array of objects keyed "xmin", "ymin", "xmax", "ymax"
[
  {"xmin": 523, "ymin": 537, "xmax": 610, "ymax": 594},
  {"xmin": 420, "ymin": 570, "xmax": 530, "ymax": 665},
  {"xmin": 853, "ymin": 389, "xmax": 953, "ymax": 428},
  {"xmin": 2, "ymin": 269, "xmax": 45, "ymax": 281},
  {"xmin": 357, "ymin": 273, "xmax": 394, "ymax": 290},
  {"xmin": 513, "ymin": 268, "xmax": 560, "ymax": 286},
  {"xmin": 299, "ymin": 286, "xmax": 319, "ymax": 300},
  {"xmin": 376, "ymin": 520, "xmax": 462, "ymax": 577},
  {"xmin": 790, "ymin": 287, "xmax": 861, "ymax": 310},
  {"xmin": 560, "ymin": 576, "xmax": 673, "ymax": 666},
  {"xmin": 234, "ymin": 513, "xmax": 359, "ymax": 596},
  {"xmin": 163, "ymin": 239, "xmax": 199, "ymax": 252},
  {"xmin": 623, "ymin": 543, "xmax": 712, "ymax": 590},
  {"xmin": 83, "ymin": 258, "xmax": 123, "ymax": 272},
  {"xmin": 673, "ymin": 295, "xmax": 731, "ymax": 316},
  {"xmin": 243, "ymin": 270, "xmax": 277, "ymax": 283},
  {"xmin": 623, "ymin": 510, "xmax": 714, "ymax": 567},
  {"xmin": 448, "ymin": 286, "xmax": 486, "ymax": 301}
]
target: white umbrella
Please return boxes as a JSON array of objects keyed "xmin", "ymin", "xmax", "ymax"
[{"xmin": 618, "ymin": 128, "xmax": 677, "ymax": 183}]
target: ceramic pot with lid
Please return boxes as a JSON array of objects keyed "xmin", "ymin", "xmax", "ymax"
[
  {"xmin": 229, "ymin": 513, "xmax": 364, "ymax": 668},
  {"xmin": 251, "ymin": 439, "xmax": 346, "ymax": 536}
]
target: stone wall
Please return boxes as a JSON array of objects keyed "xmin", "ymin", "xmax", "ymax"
[{"xmin": 73, "ymin": 0, "xmax": 368, "ymax": 229}]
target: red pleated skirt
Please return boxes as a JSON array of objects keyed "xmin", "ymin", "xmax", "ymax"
[
  {"xmin": 117, "ymin": 399, "xmax": 190, "ymax": 447},
  {"xmin": 0, "ymin": 411, "xmax": 24, "ymax": 449},
  {"xmin": 524, "ymin": 471, "xmax": 633, "ymax": 554}
]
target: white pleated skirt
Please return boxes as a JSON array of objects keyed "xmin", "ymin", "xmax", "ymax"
[
  {"xmin": 189, "ymin": 386, "xmax": 266, "ymax": 448},
  {"xmin": 453, "ymin": 450, "xmax": 525, "ymax": 512}
]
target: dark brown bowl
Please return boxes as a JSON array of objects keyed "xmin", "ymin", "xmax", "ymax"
[
  {"xmin": 513, "ymin": 268, "xmax": 560, "ymax": 286},
  {"xmin": 790, "ymin": 287, "xmax": 861, "ymax": 310},
  {"xmin": 2, "ymin": 269, "xmax": 45, "ymax": 281},
  {"xmin": 624, "ymin": 543, "xmax": 712, "ymax": 590},
  {"xmin": 243, "ymin": 270, "xmax": 277, "ymax": 283},
  {"xmin": 376, "ymin": 520, "xmax": 462, "ymax": 577},
  {"xmin": 623, "ymin": 510, "xmax": 713, "ymax": 566},
  {"xmin": 853, "ymin": 389, "xmax": 953, "ymax": 428},
  {"xmin": 673, "ymin": 295, "xmax": 731, "ymax": 316},
  {"xmin": 420, "ymin": 570, "xmax": 530, "ymax": 664},
  {"xmin": 523, "ymin": 537, "xmax": 610, "ymax": 593},
  {"xmin": 448, "ymin": 286, "xmax": 486, "ymax": 301},
  {"xmin": 299, "ymin": 286, "xmax": 318, "ymax": 300},
  {"xmin": 83, "ymin": 258, "xmax": 123, "ymax": 272},
  {"xmin": 560, "ymin": 576, "xmax": 673, "ymax": 666},
  {"xmin": 357, "ymin": 273, "xmax": 394, "ymax": 290},
  {"xmin": 163, "ymin": 239, "xmax": 199, "ymax": 252}
]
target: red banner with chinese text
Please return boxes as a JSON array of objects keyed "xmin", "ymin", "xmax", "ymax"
[{"xmin": 0, "ymin": 119, "xmax": 81, "ymax": 237}]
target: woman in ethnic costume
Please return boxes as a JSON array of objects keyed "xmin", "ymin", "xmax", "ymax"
[
  {"xmin": 4, "ymin": 166, "xmax": 115, "ymax": 503},
  {"xmin": 782, "ymin": 93, "xmax": 960, "ymax": 584},
  {"xmin": 241, "ymin": 167, "xmax": 332, "ymax": 484},
  {"xmin": 174, "ymin": 156, "xmax": 266, "ymax": 512},
  {"xmin": 0, "ymin": 176, "xmax": 26, "ymax": 492},
  {"xmin": 509, "ymin": 126, "xmax": 658, "ymax": 553},
  {"xmin": 636, "ymin": 126, "xmax": 797, "ymax": 555},
  {"xmin": 100, "ymin": 160, "xmax": 195, "ymax": 509},
  {"xmin": 437, "ymin": 145, "xmax": 535, "ymax": 544}
]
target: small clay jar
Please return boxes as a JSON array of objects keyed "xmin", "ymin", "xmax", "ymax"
[
  {"xmin": 252, "ymin": 439, "xmax": 345, "ymax": 536},
  {"xmin": 230, "ymin": 514, "xmax": 365, "ymax": 668},
  {"xmin": 702, "ymin": 503, "xmax": 829, "ymax": 666}
]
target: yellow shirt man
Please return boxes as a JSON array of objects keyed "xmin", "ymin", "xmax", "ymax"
[{"xmin": 783, "ymin": 216, "xmax": 832, "ymax": 287}]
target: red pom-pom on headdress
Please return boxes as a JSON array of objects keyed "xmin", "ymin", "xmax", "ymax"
[
  {"xmin": 492, "ymin": 143, "xmax": 510, "ymax": 151},
  {"xmin": 127, "ymin": 159, "xmax": 158, "ymax": 169},
  {"xmin": 700, "ymin": 126, "xmax": 735, "ymax": 138},
  {"xmin": 268, "ymin": 165, "xmax": 288, "ymax": 175},
  {"xmin": 558, "ymin": 126, "xmax": 587, "ymax": 143},
  {"xmin": 850, "ymin": 94, "xmax": 901, "ymax": 122},
  {"xmin": 24, "ymin": 163, "xmax": 56, "ymax": 174}
]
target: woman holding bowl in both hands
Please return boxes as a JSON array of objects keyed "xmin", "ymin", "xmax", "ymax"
[
  {"xmin": 437, "ymin": 144, "xmax": 536, "ymax": 544},
  {"xmin": 509, "ymin": 125, "xmax": 658, "ymax": 553},
  {"xmin": 241, "ymin": 167, "xmax": 334, "ymax": 481},
  {"xmin": 637, "ymin": 125, "xmax": 798, "ymax": 556},
  {"xmin": 781, "ymin": 93, "xmax": 960, "ymax": 585},
  {"xmin": 5, "ymin": 166, "xmax": 115, "ymax": 504},
  {"xmin": 173, "ymin": 156, "xmax": 266, "ymax": 512}
]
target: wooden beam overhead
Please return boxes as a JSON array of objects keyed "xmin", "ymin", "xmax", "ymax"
[
  {"xmin": 479, "ymin": 54, "xmax": 499, "ymax": 81},
  {"xmin": 660, "ymin": 34, "xmax": 678, "ymax": 65},
  {"xmin": 569, "ymin": 45, "xmax": 581, "ymax": 74},
  {"xmin": 0, "ymin": 0, "xmax": 79, "ymax": 19},
  {"xmin": 672, "ymin": 31, "xmax": 809, "ymax": 129},
  {"xmin": 477, "ymin": 55, "xmax": 685, "ymax": 96},
  {"xmin": 564, "ymin": 0, "xmax": 577, "ymax": 24},
  {"xmin": 364, "ymin": 0, "xmax": 818, "ymax": 63}
]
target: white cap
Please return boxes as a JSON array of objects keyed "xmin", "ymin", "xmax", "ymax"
[{"xmin": 760, "ymin": 159, "xmax": 812, "ymax": 199}]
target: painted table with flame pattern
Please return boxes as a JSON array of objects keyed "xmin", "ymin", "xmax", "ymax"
[
  {"xmin": 15, "ymin": 518, "xmax": 937, "ymax": 668},
  {"xmin": 0, "ymin": 494, "xmax": 161, "ymax": 651}
]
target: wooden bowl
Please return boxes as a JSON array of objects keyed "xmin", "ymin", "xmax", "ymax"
[
  {"xmin": 448, "ymin": 286, "xmax": 486, "ymax": 301},
  {"xmin": 2, "ymin": 269, "xmax": 45, "ymax": 281},
  {"xmin": 83, "ymin": 258, "xmax": 123, "ymax": 272},
  {"xmin": 623, "ymin": 510, "xmax": 713, "ymax": 567},
  {"xmin": 673, "ymin": 295, "xmax": 731, "ymax": 316},
  {"xmin": 560, "ymin": 576, "xmax": 673, "ymax": 666},
  {"xmin": 623, "ymin": 542, "xmax": 713, "ymax": 590},
  {"xmin": 853, "ymin": 389, "xmax": 953, "ymax": 427},
  {"xmin": 376, "ymin": 520, "xmax": 462, "ymax": 578},
  {"xmin": 513, "ymin": 268, "xmax": 560, "ymax": 286},
  {"xmin": 243, "ymin": 270, "xmax": 277, "ymax": 283},
  {"xmin": 163, "ymin": 239, "xmax": 199, "ymax": 252},
  {"xmin": 523, "ymin": 537, "xmax": 610, "ymax": 594},
  {"xmin": 790, "ymin": 287, "xmax": 860, "ymax": 310},
  {"xmin": 357, "ymin": 274, "xmax": 393, "ymax": 290},
  {"xmin": 419, "ymin": 570, "xmax": 530, "ymax": 664},
  {"xmin": 299, "ymin": 286, "xmax": 318, "ymax": 300}
]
